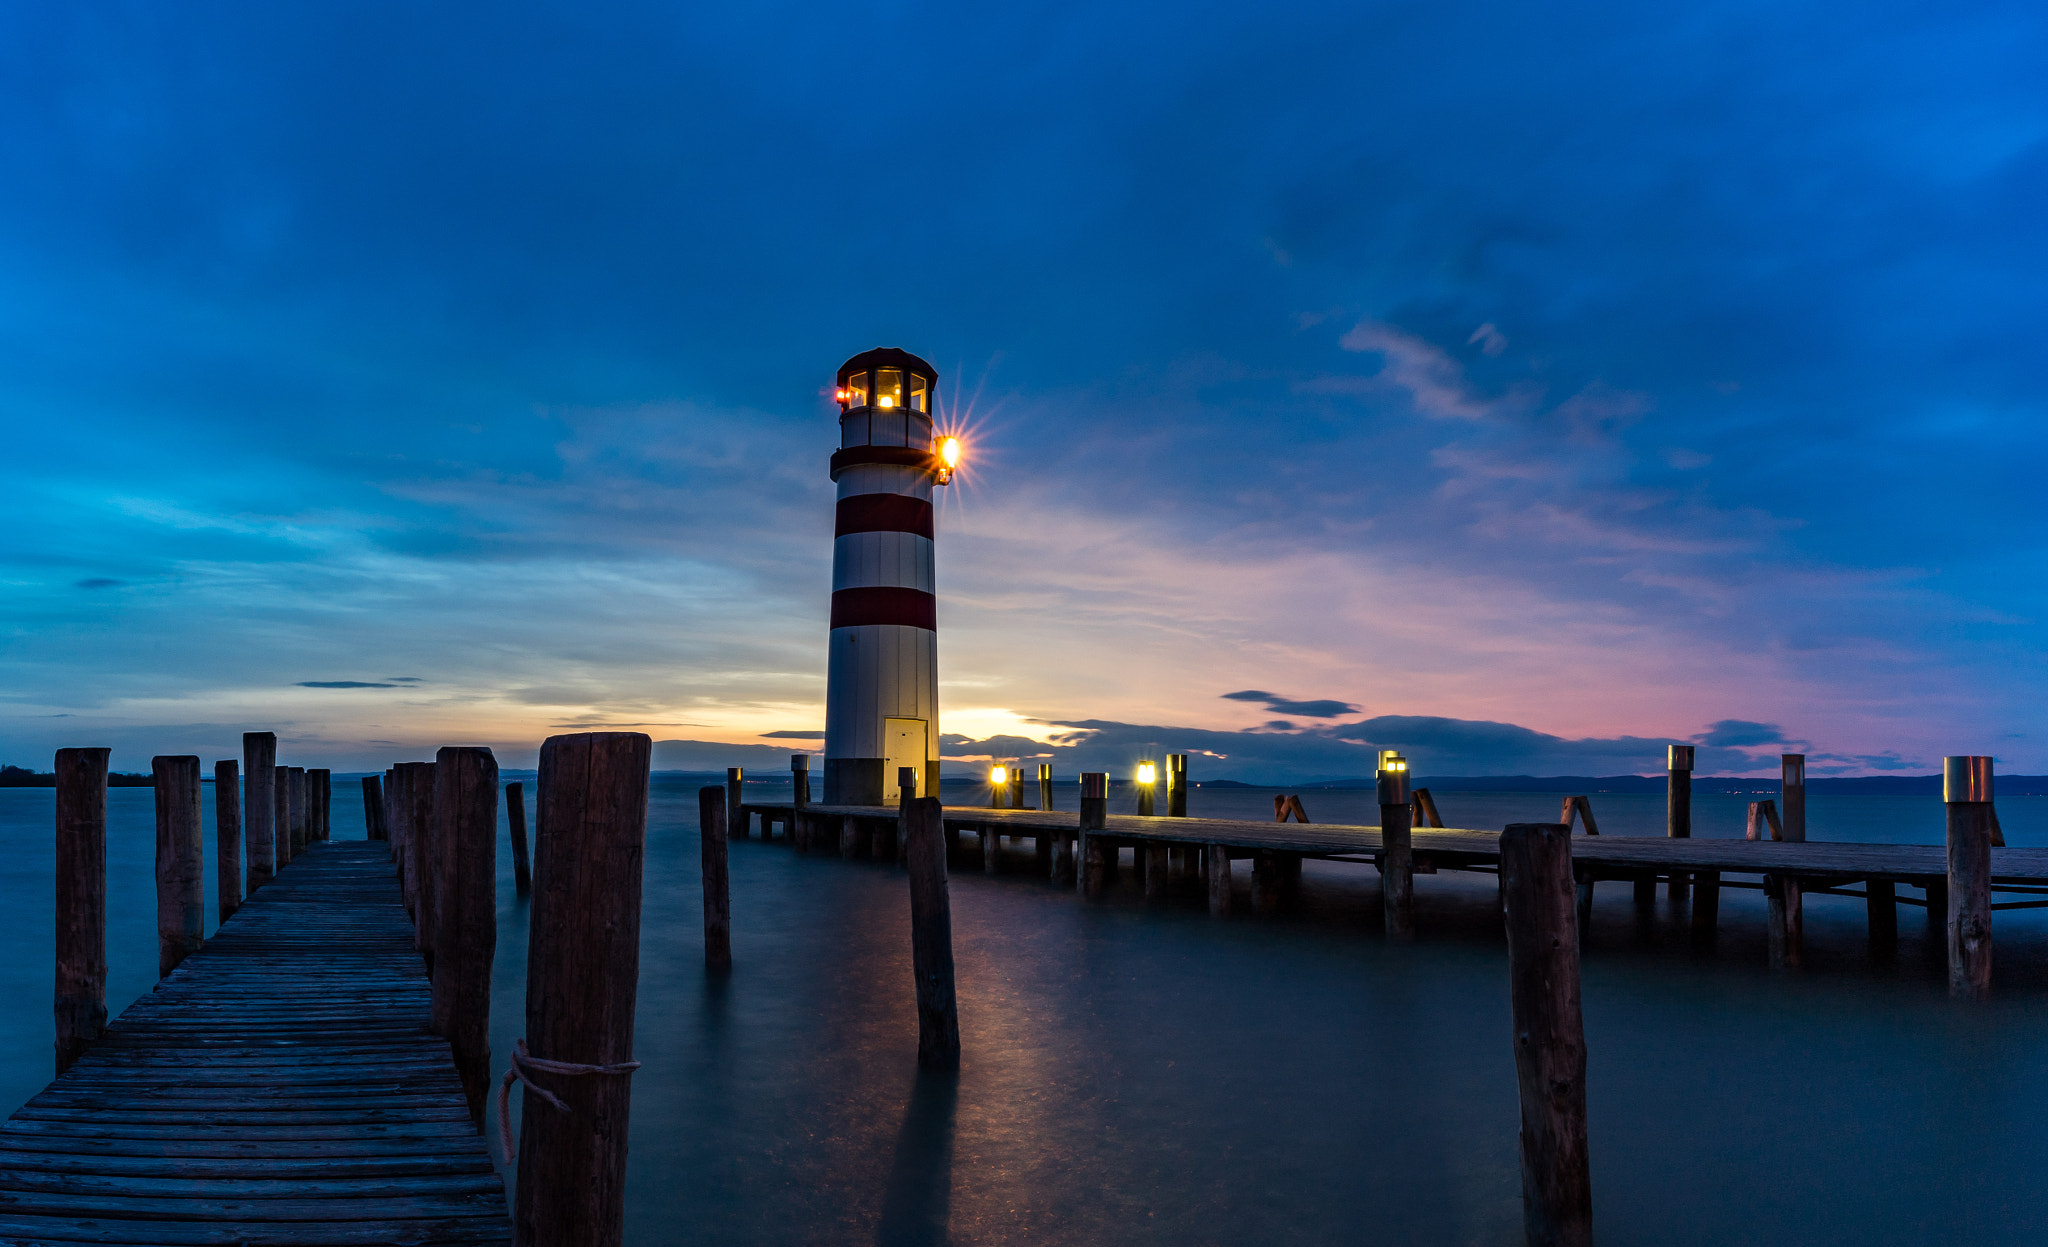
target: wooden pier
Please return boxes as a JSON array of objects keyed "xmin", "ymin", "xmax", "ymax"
[
  {"xmin": 738, "ymin": 800, "xmax": 2048, "ymax": 946},
  {"xmin": 0, "ymin": 840, "xmax": 510, "ymax": 1245}
]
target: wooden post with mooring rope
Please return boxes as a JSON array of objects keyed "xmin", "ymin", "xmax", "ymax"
[{"xmin": 432, "ymin": 747, "xmax": 498, "ymax": 1127}]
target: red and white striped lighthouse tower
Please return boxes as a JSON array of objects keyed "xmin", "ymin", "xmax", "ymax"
[{"xmin": 824, "ymin": 348, "xmax": 953, "ymax": 806}]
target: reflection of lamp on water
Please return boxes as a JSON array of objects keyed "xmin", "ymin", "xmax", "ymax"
[
  {"xmin": 988, "ymin": 764, "xmax": 1008, "ymax": 809},
  {"xmin": 1136, "ymin": 760, "xmax": 1157, "ymax": 816}
]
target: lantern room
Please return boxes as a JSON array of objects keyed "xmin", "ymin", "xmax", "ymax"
[{"xmin": 836, "ymin": 347, "xmax": 938, "ymax": 453}]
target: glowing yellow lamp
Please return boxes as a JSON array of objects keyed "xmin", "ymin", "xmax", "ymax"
[
  {"xmin": 989, "ymin": 765, "xmax": 1008, "ymax": 786},
  {"xmin": 939, "ymin": 436, "xmax": 961, "ymax": 468},
  {"xmin": 877, "ymin": 395, "xmax": 895, "ymax": 408},
  {"xmin": 1136, "ymin": 761, "xmax": 1157, "ymax": 786}
]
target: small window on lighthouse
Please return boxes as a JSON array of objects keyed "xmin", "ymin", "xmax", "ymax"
[
  {"xmin": 843, "ymin": 371, "xmax": 868, "ymax": 409},
  {"xmin": 874, "ymin": 368, "xmax": 903, "ymax": 409},
  {"xmin": 909, "ymin": 374, "xmax": 928, "ymax": 412}
]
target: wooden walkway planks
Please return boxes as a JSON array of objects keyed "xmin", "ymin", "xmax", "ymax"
[
  {"xmin": 0, "ymin": 841, "xmax": 510, "ymax": 1246},
  {"xmin": 743, "ymin": 801, "xmax": 2048, "ymax": 887}
]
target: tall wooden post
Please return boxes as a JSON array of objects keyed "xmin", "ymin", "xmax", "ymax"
[
  {"xmin": 1769, "ymin": 754, "xmax": 1806, "ymax": 969},
  {"xmin": 903, "ymin": 796, "xmax": 961, "ymax": 1070},
  {"xmin": 792, "ymin": 754, "xmax": 810, "ymax": 813},
  {"xmin": 405, "ymin": 761, "xmax": 439, "ymax": 972},
  {"xmin": 516, "ymin": 732, "xmax": 650, "ymax": 1247},
  {"xmin": 288, "ymin": 766, "xmax": 308, "ymax": 854},
  {"xmin": 362, "ymin": 774, "xmax": 390, "ymax": 841},
  {"xmin": 273, "ymin": 766, "xmax": 292, "ymax": 870},
  {"xmin": 214, "ymin": 760, "xmax": 242, "ymax": 923},
  {"xmin": 388, "ymin": 765, "xmax": 417, "ymax": 918},
  {"xmin": 242, "ymin": 733, "xmax": 276, "ymax": 892},
  {"xmin": 1945, "ymin": 756, "xmax": 1994, "ymax": 1000},
  {"xmin": 1136, "ymin": 763, "xmax": 1156, "ymax": 817},
  {"xmin": 1166, "ymin": 754, "xmax": 1187, "ymax": 818},
  {"xmin": 700, "ymin": 786, "xmax": 732, "ymax": 973},
  {"xmin": 152, "ymin": 755, "xmax": 205, "ymax": 979},
  {"xmin": 1380, "ymin": 764, "xmax": 1414, "ymax": 941},
  {"xmin": 725, "ymin": 767, "xmax": 745, "ymax": 840},
  {"xmin": 432, "ymin": 747, "xmax": 498, "ymax": 1125},
  {"xmin": 1079, "ymin": 773, "xmax": 1108, "ymax": 897},
  {"xmin": 506, "ymin": 781, "xmax": 533, "ymax": 897},
  {"xmin": 1666, "ymin": 745, "xmax": 1692, "ymax": 901},
  {"xmin": 894, "ymin": 766, "xmax": 919, "ymax": 866},
  {"xmin": 1038, "ymin": 763, "xmax": 1054, "ymax": 812},
  {"xmin": 54, "ymin": 747, "xmax": 109, "ymax": 1075},
  {"xmin": 309, "ymin": 768, "xmax": 330, "ymax": 841},
  {"xmin": 383, "ymin": 769, "xmax": 397, "ymax": 858},
  {"xmin": 1500, "ymin": 822, "xmax": 1593, "ymax": 1247}
]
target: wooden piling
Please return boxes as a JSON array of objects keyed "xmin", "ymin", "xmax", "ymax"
[
  {"xmin": 727, "ymin": 767, "xmax": 746, "ymax": 839},
  {"xmin": 1500, "ymin": 822, "xmax": 1593, "ymax": 1247},
  {"xmin": 407, "ymin": 761, "xmax": 439, "ymax": 972},
  {"xmin": 1945, "ymin": 756, "xmax": 1994, "ymax": 1000},
  {"xmin": 54, "ymin": 747, "xmax": 109, "ymax": 1076},
  {"xmin": 1136, "ymin": 764, "xmax": 1156, "ymax": 817},
  {"xmin": 845, "ymin": 815, "xmax": 864, "ymax": 860},
  {"xmin": 1381, "ymin": 790, "xmax": 1414, "ymax": 942},
  {"xmin": 1144, "ymin": 844, "xmax": 1170, "ymax": 898},
  {"xmin": 431, "ymin": 747, "xmax": 498, "ymax": 1126},
  {"xmin": 506, "ymin": 781, "xmax": 533, "ymax": 897},
  {"xmin": 792, "ymin": 754, "xmax": 810, "ymax": 812},
  {"xmin": 515, "ymin": 732, "xmax": 650, "ymax": 1247},
  {"xmin": 310, "ymin": 768, "xmax": 330, "ymax": 841},
  {"xmin": 383, "ymin": 768, "xmax": 397, "ymax": 857},
  {"xmin": 1772, "ymin": 754, "xmax": 1806, "ymax": 968},
  {"xmin": 1413, "ymin": 788, "xmax": 1445, "ymax": 828},
  {"xmin": 288, "ymin": 766, "xmax": 308, "ymax": 855},
  {"xmin": 1690, "ymin": 871, "xmax": 1720, "ymax": 946},
  {"xmin": 699, "ymin": 786, "xmax": 732, "ymax": 974},
  {"xmin": 1079, "ymin": 773, "xmax": 1108, "ymax": 897},
  {"xmin": 362, "ymin": 773, "xmax": 390, "ymax": 842},
  {"xmin": 388, "ymin": 766, "xmax": 416, "ymax": 917},
  {"xmin": 214, "ymin": 760, "xmax": 242, "ymax": 923},
  {"xmin": 1206, "ymin": 843, "xmax": 1232, "ymax": 915},
  {"xmin": 1039, "ymin": 763, "xmax": 1055, "ymax": 813},
  {"xmin": 900, "ymin": 795, "xmax": 962, "ymax": 1070},
  {"xmin": 242, "ymin": 732, "xmax": 277, "ymax": 891},
  {"xmin": 152, "ymin": 755, "xmax": 205, "ymax": 979},
  {"xmin": 1167, "ymin": 754, "xmax": 1187, "ymax": 818},
  {"xmin": 895, "ymin": 766, "xmax": 919, "ymax": 867},
  {"xmin": 273, "ymin": 766, "xmax": 291, "ymax": 869},
  {"xmin": 1666, "ymin": 745, "xmax": 1692, "ymax": 901}
]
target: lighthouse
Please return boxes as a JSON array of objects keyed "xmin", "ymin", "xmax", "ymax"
[{"xmin": 823, "ymin": 348, "xmax": 953, "ymax": 806}]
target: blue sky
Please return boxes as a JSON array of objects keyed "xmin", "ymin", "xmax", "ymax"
[{"xmin": 1, "ymin": 0, "xmax": 2043, "ymax": 780}]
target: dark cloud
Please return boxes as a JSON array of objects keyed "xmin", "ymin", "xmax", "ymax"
[
  {"xmin": 1223, "ymin": 691, "xmax": 1359, "ymax": 718},
  {"xmin": 760, "ymin": 730, "xmax": 825, "ymax": 739},
  {"xmin": 296, "ymin": 681, "xmax": 397, "ymax": 689},
  {"xmin": 74, "ymin": 578, "xmax": 123, "ymax": 589},
  {"xmin": 1692, "ymin": 720, "xmax": 1788, "ymax": 748}
]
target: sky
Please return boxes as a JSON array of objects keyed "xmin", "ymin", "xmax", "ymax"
[{"xmin": 1, "ymin": 0, "xmax": 2044, "ymax": 781}]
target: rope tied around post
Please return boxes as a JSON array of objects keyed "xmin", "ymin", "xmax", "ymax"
[{"xmin": 494, "ymin": 1038, "xmax": 641, "ymax": 1166}]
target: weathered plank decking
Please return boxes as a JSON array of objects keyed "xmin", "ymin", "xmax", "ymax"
[
  {"xmin": 0, "ymin": 840, "xmax": 509, "ymax": 1245},
  {"xmin": 740, "ymin": 801, "xmax": 2048, "ymax": 891}
]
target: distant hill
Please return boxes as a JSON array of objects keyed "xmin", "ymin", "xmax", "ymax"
[{"xmin": 1291, "ymin": 774, "xmax": 2048, "ymax": 796}]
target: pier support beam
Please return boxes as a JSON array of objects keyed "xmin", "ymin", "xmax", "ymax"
[
  {"xmin": 1501, "ymin": 822, "xmax": 1593, "ymax": 1247},
  {"xmin": 1078, "ymin": 773, "xmax": 1107, "ymax": 897},
  {"xmin": 1207, "ymin": 844, "xmax": 1232, "ymax": 915},
  {"xmin": 1766, "ymin": 875, "xmax": 1802, "ymax": 970},
  {"xmin": 1380, "ymin": 763, "xmax": 1414, "ymax": 941},
  {"xmin": 153, "ymin": 755, "xmax": 205, "ymax": 979},
  {"xmin": 215, "ymin": 760, "xmax": 242, "ymax": 923},
  {"xmin": 55, "ymin": 747, "xmax": 109, "ymax": 1076},
  {"xmin": 1689, "ymin": 870, "xmax": 1720, "ymax": 948},
  {"xmin": 516, "ymin": 732, "xmax": 649, "ymax": 1247},
  {"xmin": 1945, "ymin": 756, "xmax": 1994, "ymax": 1000},
  {"xmin": 431, "ymin": 746, "xmax": 498, "ymax": 1127}
]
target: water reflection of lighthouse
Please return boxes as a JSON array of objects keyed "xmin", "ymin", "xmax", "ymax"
[{"xmin": 823, "ymin": 348, "xmax": 956, "ymax": 806}]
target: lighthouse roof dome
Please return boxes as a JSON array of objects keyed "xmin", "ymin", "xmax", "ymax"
[{"xmin": 837, "ymin": 348, "xmax": 938, "ymax": 386}]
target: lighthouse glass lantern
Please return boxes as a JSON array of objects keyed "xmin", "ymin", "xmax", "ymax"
[{"xmin": 823, "ymin": 348, "xmax": 950, "ymax": 806}]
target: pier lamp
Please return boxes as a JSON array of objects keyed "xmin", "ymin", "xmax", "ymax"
[
  {"xmin": 935, "ymin": 436, "xmax": 961, "ymax": 485},
  {"xmin": 1375, "ymin": 754, "xmax": 1410, "ymax": 807},
  {"xmin": 989, "ymin": 764, "xmax": 1008, "ymax": 809},
  {"xmin": 1136, "ymin": 760, "xmax": 1158, "ymax": 816}
]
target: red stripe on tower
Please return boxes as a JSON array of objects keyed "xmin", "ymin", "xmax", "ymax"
[
  {"xmin": 835, "ymin": 494, "xmax": 935, "ymax": 539},
  {"xmin": 829, "ymin": 586, "xmax": 937, "ymax": 631}
]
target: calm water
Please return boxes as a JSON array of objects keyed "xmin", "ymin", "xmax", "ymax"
[{"xmin": 4, "ymin": 780, "xmax": 2048, "ymax": 1244}]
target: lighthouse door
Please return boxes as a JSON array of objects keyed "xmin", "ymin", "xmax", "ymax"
[{"xmin": 882, "ymin": 718, "xmax": 927, "ymax": 803}]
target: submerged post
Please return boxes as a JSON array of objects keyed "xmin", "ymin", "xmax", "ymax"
[
  {"xmin": 243, "ymin": 732, "xmax": 277, "ymax": 891},
  {"xmin": 1079, "ymin": 772, "xmax": 1109, "ymax": 897},
  {"xmin": 362, "ymin": 774, "xmax": 390, "ymax": 842},
  {"xmin": 214, "ymin": 760, "xmax": 242, "ymax": 923},
  {"xmin": 1666, "ymin": 745, "xmax": 1692, "ymax": 901},
  {"xmin": 431, "ymin": 746, "xmax": 498, "ymax": 1126},
  {"xmin": 726, "ymin": 767, "xmax": 746, "ymax": 840},
  {"xmin": 153, "ymin": 755, "xmax": 205, "ymax": 978},
  {"xmin": 1379, "ymin": 758, "xmax": 1414, "ymax": 941},
  {"xmin": 54, "ymin": 747, "xmax": 109, "ymax": 1075},
  {"xmin": 700, "ymin": 786, "xmax": 731, "ymax": 973},
  {"xmin": 506, "ymin": 781, "xmax": 533, "ymax": 897},
  {"xmin": 1945, "ymin": 755, "xmax": 1994, "ymax": 1000},
  {"xmin": 517, "ymin": 732, "xmax": 650, "ymax": 1247},
  {"xmin": 903, "ymin": 795, "xmax": 961, "ymax": 1070},
  {"xmin": 1500, "ymin": 822, "xmax": 1593, "ymax": 1247}
]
